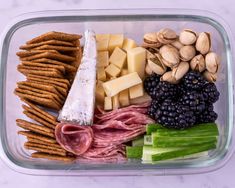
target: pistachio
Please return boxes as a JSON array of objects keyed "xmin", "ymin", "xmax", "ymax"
[
  {"xmin": 146, "ymin": 50, "xmax": 156, "ymax": 59},
  {"xmin": 143, "ymin": 32, "xmax": 162, "ymax": 48},
  {"xmin": 179, "ymin": 45, "xmax": 196, "ymax": 61},
  {"xmin": 190, "ymin": 54, "xmax": 206, "ymax": 72},
  {"xmin": 157, "ymin": 28, "xmax": 177, "ymax": 44},
  {"xmin": 145, "ymin": 63, "xmax": 153, "ymax": 75},
  {"xmin": 142, "ymin": 41, "xmax": 162, "ymax": 48},
  {"xmin": 172, "ymin": 61, "xmax": 189, "ymax": 80},
  {"xmin": 196, "ymin": 32, "xmax": 211, "ymax": 54},
  {"xmin": 159, "ymin": 45, "xmax": 180, "ymax": 68},
  {"xmin": 160, "ymin": 71, "xmax": 179, "ymax": 84},
  {"xmin": 205, "ymin": 52, "xmax": 220, "ymax": 73},
  {"xmin": 179, "ymin": 29, "xmax": 197, "ymax": 45},
  {"xmin": 203, "ymin": 71, "xmax": 217, "ymax": 82},
  {"xmin": 171, "ymin": 40, "xmax": 184, "ymax": 50},
  {"xmin": 147, "ymin": 54, "xmax": 166, "ymax": 75}
]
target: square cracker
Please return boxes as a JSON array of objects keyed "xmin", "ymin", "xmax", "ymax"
[
  {"xmin": 31, "ymin": 152, "xmax": 75, "ymax": 162},
  {"xmin": 27, "ymin": 137, "xmax": 61, "ymax": 149},
  {"xmin": 18, "ymin": 67, "xmax": 63, "ymax": 78},
  {"xmin": 16, "ymin": 50, "xmax": 59, "ymax": 58},
  {"xmin": 26, "ymin": 31, "xmax": 82, "ymax": 44},
  {"xmin": 16, "ymin": 119, "xmax": 55, "ymax": 138},
  {"xmin": 18, "ymin": 131, "xmax": 57, "ymax": 143},
  {"xmin": 25, "ymin": 142, "xmax": 65, "ymax": 152},
  {"xmin": 20, "ymin": 40, "xmax": 74, "ymax": 50},
  {"xmin": 33, "ymin": 45, "xmax": 79, "ymax": 51}
]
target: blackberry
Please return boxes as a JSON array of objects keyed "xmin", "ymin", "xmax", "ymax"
[
  {"xmin": 197, "ymin": 104, "xmax": 218, "ymax": 123},
  {"xmin": 179, "ymin": 91, "xmax": 206, "ymax": 115},
  {"xmin": 182, "ymin": 71, "xmax": 207, "ymax": 91},
  {"xmin": 147, "ymin": 100, "xmax": 161, "ymax": 118},
  {"xmin": 202, "ymin": 83, "xmax": 220, "ymax": 103},
  {"xmin": 152, "ymin": 81, "xmax": 178, "ymax": 101},
  {"xmin": 143, "ymin": 74, "xmax": 160, "ymax": 96},
  {"xmin": 155, "ymin": 99, "xmax": 196, "ymax": 129}
]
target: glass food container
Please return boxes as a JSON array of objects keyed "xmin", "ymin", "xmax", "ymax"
[{"xmin": 0, "ymin": 9, "xmax": 234, "ymax": 176}]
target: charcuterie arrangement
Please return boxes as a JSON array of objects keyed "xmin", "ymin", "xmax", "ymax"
[{"xmin": 14, "ymin": 28, "xmax": 220, "ymax": 163}]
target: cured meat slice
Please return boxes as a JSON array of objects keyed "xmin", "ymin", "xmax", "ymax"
[{"xmin": 55, "ymin": 123, "xmax": 93, "ymax": 155}]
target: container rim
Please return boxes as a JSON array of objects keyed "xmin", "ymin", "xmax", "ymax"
[{"xmin": 0, "ymin": 8, "xmax": 234, "ymax": 176}]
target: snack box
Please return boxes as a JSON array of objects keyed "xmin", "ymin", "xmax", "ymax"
[{"xmin": 0, "ymin": 9, "xmax": 234, "ymax": 176}]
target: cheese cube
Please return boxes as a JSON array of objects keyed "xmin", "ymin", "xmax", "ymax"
[
  {"xmin": 122, "ymin": 38, "xmax": 137, "ymax": 52},
  {"xmin": 112, "ymin": 94, "xmax": 120, "ymax": 110},
  {"xmin": 105, "ymin": 64, "xmax": 121, "ymax": 78},
  {"xmin": 109, "ymin": 47, "xmax": 127, "ymax": 69},
  {"xmin": 130, "ymin": 92, "xmax": 151, "ymax": 105},
  {"xmin": 103, "ymin": 72, "xmax": 142, "ymax": 97},
  {"xmin": 119, "ymin": 89, "xmax": 130, "ymax": 107},
  {"xmin": 95, "ymin": 81, "xmax": 105, "ymax": 104},
  {"xmin": 97, "ymin": 51, "xmax": 109, "ymax": 68},
  {"xmin": 104, "ymin": 97, "xmax": 112, "ymax": 110},
  {"xmin": 108, "ymin": 34, "xmax": 124, "ymax": 52},
  {"xmin": 96, "ymin": 34, "xmax": 110, "ymax": 51},
  {"xmin": 97, "ymin": 67, "xmax": 106, "ymax": 81},
  {"xmin": 121, "ymin": 69, "xmax": 128, "ymax": 76},
  {"xmin": 127, "ymin": 47, "xmax": 146, "ymax": 79},
  {"xmin": 129, "ymin": 83, "xmax": 144, "ymax": 99}
]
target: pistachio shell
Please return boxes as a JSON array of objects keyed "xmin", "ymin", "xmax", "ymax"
[
  {"xmin": 179, "ymin": 45, "xmax": 196, "ymax": 61},
  {"xmin": 157, "ymin": 28, "xmax": 177, "ymax": 44},
  {"xmin": 171, "ymin": 40, "xmax": 184, "ymax": 50},
  {"xmin": 205, "ymin": 52, "xmax": 220, "ymax": 73},
  {"xmin": 142, "ymin": 41, "xmax": 162, "ymax": 48},
  {"xmin": 145, "ymin": 63, "xmax": 153, "ymax": 75},
  {"xmin": 148, "ymin": 59, "xmax": 166, "ymax": 75},
  {"xmin": 190, "ymin": 54, "xmax": 206, "ymax": 72},
  {"xmin": 179, "ymin": 29, "xmax": 197, "ymax": 45},
  {"xmin": 172, "ymin": 61, "xmax": 189, "ymax": 80},
  {"xmin": 203, "ymin": 71, "xmax": 217, "ymax": 82},
  {"xmin": 160, "ymin": 71, "xmax": 179, "ymax": 84},
  {"xmin": 146, "ymin": 50, "xmax": 156, "ymax": 59},
  {"xmin": 143, "ymin": 32, "xmax": 158, "ymax": 43},
  {"xmin": 159, "ymin": 45, "xmax": 180, "ymax": 68},
  {"xmin": 196, "ymin": 32, "xmax": 211, "ymax": 54}
]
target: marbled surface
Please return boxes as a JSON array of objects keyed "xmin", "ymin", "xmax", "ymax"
[{"xmin": 0, "ymin": 0, "xmax": 234, "ymax": 187}]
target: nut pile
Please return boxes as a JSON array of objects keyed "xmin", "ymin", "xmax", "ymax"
[{"xmin": 143, "ymin": 28, "xmax": 220, "ymax": 83}]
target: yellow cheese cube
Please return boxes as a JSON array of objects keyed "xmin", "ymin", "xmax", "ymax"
[
  {"xmin": 95, "ymin": 81, "xmax": 105, "ymax": 104},
  {"xmin": 112, "ymin": 94, "xmax": 120, "ymax": 110},
  {"xmin": 97, "ymin": 67, "xmax": 106, "ymax": 81},
  {"xmin": 122, "ymin": 38, "xmax": 137, "ymax": 52},
  {"xmin": 96, "ymin": 34, "xmax": 110, "ymax": 51},
  {"xmin": 119, "ymin": 89, "xmax": 130, "ymax": 107},
  {"xmin": 130, "ymin": 92, "xmax": 151, "ymax": 105},
  {"xmin": 129, "ymin": 83, "xmax": 144, "ymax": 99},
  {"xmin": 109, "ymin": 47, "xmax": 127, "ymax": 69},
  {"xmin": 127, "ymin": 47, "xmax": 146, "ymax": 79},
  {"xmin": 121, "ymin": 69, "xmax": 128, "ymax": 76},
  {"xmin": 105, "ymin": 64, "xmax": 121, "ymax": 78},
  {"xmin": 97, "ymin": 51, "xmax": 109, "ymax": 68},
  {"xmin": 103, "ymin": 72, "xmax": 142, "ymax": 97},
  {"xmin": 104, "ymin": 97, "xmax": 112, "ymax": 111},
  {"xmin": 108, "ymin": 34, "xmax": 124, "ymax": 52}
]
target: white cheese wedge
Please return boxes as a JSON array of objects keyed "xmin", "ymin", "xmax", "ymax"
[
  {"xmin": 103, "ymin": 72, "xmax": 142, "ymax": 97},
  {"xmin": 104, "ymin": 97, "xmax": 112, "ymax": 110},
  {"xmin": 105, "ymin": 64, "xmax": 121, "ymax": 78},
  {"xmin": 59, "ymin": 30, "xmax": 97, "ymax": 125},
  {"xmin": 119, "ymin": 89, "xmax": 130, "ymax": 107},
  {"xmin": 129, "ymin": 83, "xmax": 144, "ymax": 99},
  {"xmin": 122, "ymin": 38, "xmax": 137, "ymax": 52},
  {"xmin": 96, "ymin": 34, "xmax": 110, "ymax": 51},
  {"xmin": 97, "ymin": 51, "xmax": 109, "ymax": 68},
  {"xmin": 108, "ymin": 34, "xmax": 124, "ymax": 52},
  {"xmin": 130, "ymin": 92, "xmax": 151, "ymax": 105},
  {"xmin": 112, "ymin": 94, "xmax": 120, "ymax": 110},
  {"xmin": 109, "ymin": 47, "xmax": 127, "ymax": 69},
  {"xmin": 97, "ymin": 67, "xmax": 106, "ymax": 81},
  {"xmin": 127, "ymin": 47, "xmax": 146, "ymax": 79}
]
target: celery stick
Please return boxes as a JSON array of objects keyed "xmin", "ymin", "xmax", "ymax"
[
  {"xmin": 146, "ymin": 124, "xmax": 163, "ymax": 134},
  {"xmin": 126, "ymin": 146, "xmax": 143, "ymax": 159},
  {"xmin": 132, "ymin": 137, "xmax": 144, "ymax": 146},
  {"xmin": 144, "ymin": 135, "xmax": 152, "ymax": 145}
]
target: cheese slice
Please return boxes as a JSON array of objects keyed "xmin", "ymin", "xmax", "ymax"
[
  {"xmin": 97, "ymin": 67, "xmax": 106, "ymax": 81},
  {"xmin": 104, "ymin": 97, "xmax": 112, "ymax": 110},
  {"xmin": 127, "ymin": 47, "xmax": 146, "ymax": 79},
  {"xmin": 119, "ymin": 89, "xmax": 130, "ymax": 107},
  {"xmin": 96, "ymin": 34, "xmax": 110, "ymax": 51},
  {"xmin": 97, "ymin": 51, "xmax": 109, "ymax": 68},
  {"xmin": 109, "ymin": 47, "xmax": 126, "ymax": 69},
  {"xmin": 112, "ymin": 94, "xmax": 120, "ymax": 110},
  {"xmin": 122, "ymin": 38, "xmax": 137, "ymax": 52},
  {"xmin": 129, "ymin": 83, "xmax": 144, "ymax": 99},
  {"xmin": 95, "ymin": 81, "xmax": 105, "ymax": 104},
  {"xmin": 103, "ymin": 72, "xmax": 142, "ymax": 97},
  {"xmin": 108, "ymin": 34, "xmax": 124, "ymax": 52},
  {"xmin": 105, "ymin": 64, "xmax": 121, "ymax": 78}
]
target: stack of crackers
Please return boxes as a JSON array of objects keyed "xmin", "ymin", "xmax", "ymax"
[{"xmin": 14, "ymin": 31, "xmax": 83, "ymax": 162}]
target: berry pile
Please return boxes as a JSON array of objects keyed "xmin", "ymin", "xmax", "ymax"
[{"xmin": 144, "ymin": 71, "xmax": 219, "ymax": 129}]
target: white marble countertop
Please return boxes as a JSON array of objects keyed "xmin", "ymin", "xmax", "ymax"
[{"xmin": 0, "ymin": 0, "xmax": 235, "ymax": 188}]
